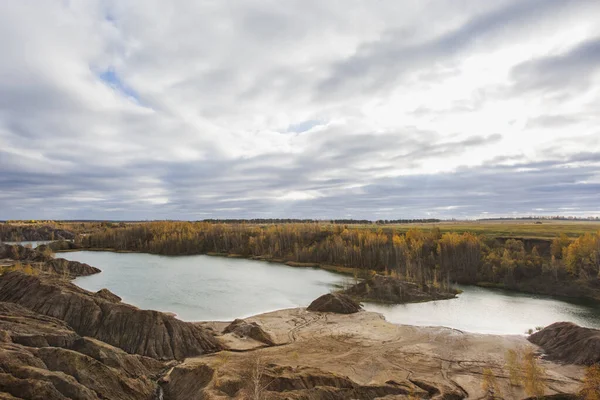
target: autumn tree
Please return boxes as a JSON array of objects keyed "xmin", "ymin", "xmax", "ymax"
[
  {"xmin": 581, "ymin": 364, "xmax": 600, "ymax": 400},
  {"xmin": 522, "ymin": 349, "xmax": 545, "ymax": 398},
  {"xmin": 481, "ymin": 368, "xmax": 501, "ymax": 399}
]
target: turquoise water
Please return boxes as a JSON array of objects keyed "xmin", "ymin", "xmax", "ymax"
[
  {"xmin": 59, "ymin": 251, "xmax": 600, "ymax": 334},
  {"xmin": 64, "ymin": 251, "xmax": 348, "ymax": 321},
  {"xmin": 363, "ymin": 285, "xmax": 600, "ymax": 334}
]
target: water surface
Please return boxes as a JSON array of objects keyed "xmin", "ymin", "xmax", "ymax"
[
  {"xmin": 59, "ymin": 251, "xmax": 600, "ymax": 334},
  {"xmin": 65, "ymin": 251, "xmax": 348, "ymax": 321},
  {"xmin": 363, "ymin": 285, "xmax": 600, "ymax": 334}
]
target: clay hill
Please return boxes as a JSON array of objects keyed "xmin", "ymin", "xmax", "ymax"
[
  {"xmin": 0, "ymin": 272, "xmax": 221, "ymax": 360},
  {"xmin": 529, "ymin": 321, "xmax": 600, "ymax": 365},
  {"xmin": 0, "ymin": 301, "xmax": 166, "ymax": 400},
  {"xmin": 343, "ymin": 274, "xmax": 457, "ymax": 303}
]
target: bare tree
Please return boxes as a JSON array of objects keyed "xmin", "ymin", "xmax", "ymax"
[{"xmin": 241, "ymin": 355, "xmax": 273, "ymax": 400}]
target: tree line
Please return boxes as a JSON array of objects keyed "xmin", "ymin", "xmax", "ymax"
[{"xmin": 77, "ymin": 222, "xmax": 600, "ymax": 294}]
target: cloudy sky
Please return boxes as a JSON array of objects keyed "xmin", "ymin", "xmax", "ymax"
[{"xmin": 1, "ymin": 1, "xmax": 599, "ymax": 220}]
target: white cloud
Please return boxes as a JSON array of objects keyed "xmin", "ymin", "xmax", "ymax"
[{"xmin": 0, "ymin": 0, "xmax": 599, "ymax": 219}]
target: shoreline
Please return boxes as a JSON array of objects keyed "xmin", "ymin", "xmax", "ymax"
[
  {"xmin": 58, "ymin": 246, "xmax": 600, "ymax": 304},
  {"xmin": 57, "ymin": 247, "xmax": 369, "ymax": 276},
  {"xmin": 59, "ymin": 248, "xmax": 600, "ymax": 338}
]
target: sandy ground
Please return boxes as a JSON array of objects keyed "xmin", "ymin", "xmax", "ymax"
[{"xmin": 188, "ymin": 308, "xmax": 584, "ymax": 399}]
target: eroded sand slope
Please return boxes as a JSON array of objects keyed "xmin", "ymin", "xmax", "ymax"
[{"xmin": 182, "ymin": 308, "xmax": 584, "ymax": 399}]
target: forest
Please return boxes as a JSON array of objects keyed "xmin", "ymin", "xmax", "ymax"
[{"xmin": 75, "ymin": 221, "xmax": 600, "ymax": 298}]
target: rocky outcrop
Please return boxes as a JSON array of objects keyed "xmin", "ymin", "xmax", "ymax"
[
  {"xmin": 343, "ymin": 274, "xmax": 457, "ymax": 304},
  {"xmin": 0, "ymin": 301, "xmax": 162, "ymax": 400},
  {"xmin": 160, "ymin": 362, "xmax": 215, "ymax": 400},
  {"xmin": 94, "ymin": 288, "xmax": 121, "ymax": 303},
  {"xmin": 528, "ymin": 322, "xmax": 600, "ymax": 365},
  {"xmin": 223, "ymin": 319, "xmax": 275, "ymax": 345},
  {"xmin": 0, "ymin": 272, "xmax": 221, "ymax": 360},
  {"xmin": 307, "ymin": 293, "xmax": 362, "ymax": 314}
]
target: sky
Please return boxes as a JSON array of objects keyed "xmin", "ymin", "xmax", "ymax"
[{"xmin": 1, "ymin": 1, "xmax": 599, "ymax": 220}]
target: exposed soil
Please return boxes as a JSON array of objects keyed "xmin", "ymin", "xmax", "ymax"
[
  {"xmin": 343, "ymin": 274, "xmax": 457, "ymax": 304},
  {"xmin": 529, "ymin": 321, "xmax": 600, "ymax": 365},
  {"xmin": 307, "ymin": 292, "xmax": 362, "ymax": 313},
  {"xmin": 160, "ymin": 308, "xmax": 586, "ymax": 399}
]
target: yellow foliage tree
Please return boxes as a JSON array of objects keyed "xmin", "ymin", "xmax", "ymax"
[
  {"xmin": 505, "ymin": 349, "xmax": 522, "ymax": 387},
  {"xmin": 481, "ymin": 368, "xmax": 501, "ymax": 399},
  {"xmin": 522, "ymin": 349, "xmax": 545, "ymax": 398},
  {"xmin": 581, "ymin": 364, "xmax": 600, "ymax": 400}
]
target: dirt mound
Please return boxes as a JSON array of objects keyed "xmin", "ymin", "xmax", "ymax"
[
  {"xmin": 223, "ymin": 318, "xmax": 275, "ymax": 345},
  {"xmin": 343, "ymin": 274, "xmax": 457, "ymax": 304},
  {"xmin": 528, "ymin": 321, "xmax": 600, "ymax": 365},
  {"xmin": 307, "ymin": 292, "xmax": 362, "ymax": 314},
  {"xmin": 0, "ymin": 272, "xmax": 221, "ymax": 360}
]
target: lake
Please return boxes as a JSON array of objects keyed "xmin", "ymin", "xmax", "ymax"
[{"xmin": 59, "ymin": 250, "xmax": 600, "ymax": 334}]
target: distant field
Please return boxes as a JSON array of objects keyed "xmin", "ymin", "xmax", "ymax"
[
  {"xmin": 3, "ymin": 219, "xmax": 600, "ymax": 241},
  {"xmin": 351, "ymin": 220, "xmax": 600, "ymax": 239}
]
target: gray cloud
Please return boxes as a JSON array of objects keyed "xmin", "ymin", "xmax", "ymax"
[
  {"xmin": 0, "ymin": 1, "xmax": 599, "ymax": 220},
  {"xmin": 318, "ymin": 0, "xmax": 596, "ymax": 98},
  {"xmin": 511, "ymin": 36, "xmax": 600, "ymax": 95}
]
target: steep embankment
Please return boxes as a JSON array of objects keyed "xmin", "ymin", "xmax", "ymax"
[
  {"xmin": 529, "ymin": 322, "xmax": 600, "ymax": 365},
  {"xmin": 0, "ymin": 272, "xmax": 221, "ymax": 360},
  {"xmin": 0, "ymin": 243, "xmax": 226, "ymax": 398},
  {"xmin": 0, "ymin": 301, "xmax": 165, "ymax": 400}
]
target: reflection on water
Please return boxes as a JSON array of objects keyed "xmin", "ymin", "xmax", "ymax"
[
  {"xmin": 59, "ymin": 251, "xmax": 600, "ymax": 334},
  {"xmin": 363, "ymin": 285, "xmax": 600, "ymax": 334}
]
